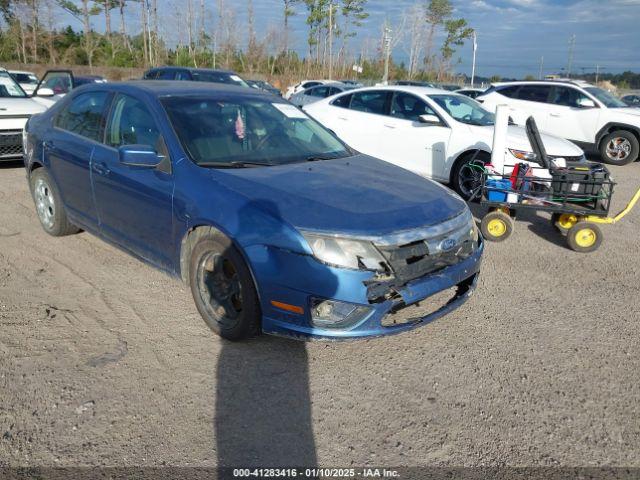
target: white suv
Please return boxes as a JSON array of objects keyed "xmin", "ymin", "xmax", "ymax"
[
  {"xmin": 304, "ymin": 86, "xmax": 584, "ymax": 199},
  {"xmin": 478, "ymin": 80, "xmax": 640, "ymax": 165}
]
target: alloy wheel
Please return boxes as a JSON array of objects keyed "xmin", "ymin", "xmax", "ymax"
[
  {"xmin": 458, "ymin": 160, "xmax": 486, "ymax": 200},
  {"xmin": 34, "ymin": 178, "xmax": 55, "ymax": 229},
  {"xmin": 606, "ymin": 137, "xmax": 632, "ymax": 161}
]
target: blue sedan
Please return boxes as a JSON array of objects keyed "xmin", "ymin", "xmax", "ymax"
[{"xmin": 23, "ymin": 81, "xmax": 483, "ymax": 340}]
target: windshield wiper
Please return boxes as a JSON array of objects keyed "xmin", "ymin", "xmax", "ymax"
[
  {"xmin": 305, "ymin": 153, "xmax": 345, "ymax": 162},
  {"xmin": 199, "ymin": 160, "xmax": 275, "ymax": 168}
]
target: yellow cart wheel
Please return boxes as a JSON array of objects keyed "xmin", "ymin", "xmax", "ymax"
[
  {"xmin": 481, "ymin": 211, "xmax": 514, "ymax": 242},
  {"xmin": 552, "ymin": 213, "xmax": 578, "ymax": 234},
  {"xmin": 567, "ymin": 222, "xmax": 603, "ymax": 253}
]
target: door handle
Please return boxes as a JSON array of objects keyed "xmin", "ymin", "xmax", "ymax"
[
  {"xmin": 338, "ymin": 116, "xmax": 348, "ymax": 121},
  {"xmin": 384, "ymin": 124, "xmax": 396, "ymax": 129},
  {"xmin": 550, "ymin": 113, "xmax": 562, "ymax": 117},
  {"xmin": 92, "ymin": 162, "xmax": 110, "ymax": 176}
]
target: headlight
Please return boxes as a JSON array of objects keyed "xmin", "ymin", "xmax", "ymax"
[
  {"xmin": 508, "ymin": 149, "xmax": 537, "ymax": 161},
  {"xmin": 302, "ymin": 233, "xmax": 386, "ymax": 271}
]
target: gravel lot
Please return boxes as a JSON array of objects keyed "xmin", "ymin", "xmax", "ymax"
[{"xmin": 1, "ymin": 159, "xmax": 639, "ymax": 470}]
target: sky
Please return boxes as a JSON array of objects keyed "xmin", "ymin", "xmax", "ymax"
[
  {"xmin": 61, "ymin": 0, "xmax": 640, "ymax": 79},
  {"xmin": 239, "ymin": 0, "xmax": 640, "ymax": 78}
]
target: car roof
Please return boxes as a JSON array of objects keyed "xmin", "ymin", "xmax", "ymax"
[
  {"xmin": 336, "ymin": 85, "xmax": 455, "ymax": 96},
  {"xmin": 149, "ymin": 66, "xmax": 236, "ymax": 74},
  {"xmin": 9, "ymin": 70, "xmax": 35, "ymax": 75},
  {"xmin": 75, "ymin": 80, "xmax": 269, "ymax": 98},
  {"xmin": 492, "ymin": 79, "xmax": 595, "ymax": 89}
]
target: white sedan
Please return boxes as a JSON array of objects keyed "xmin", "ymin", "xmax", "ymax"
[
  {"xmin": 0, "ymin": 69, "xmax": 47, "ymax": 162},
  {"xmin": 304, "ymin": 86, "xmax": 585, "ymax": 199}
]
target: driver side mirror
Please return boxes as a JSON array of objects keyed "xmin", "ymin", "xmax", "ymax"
[
  {"xmin": 36, "ymin": 87, "xmax": 55, "ymax": 97},
  {"xmin": 119, "ymin": 145, "xmax": 162, "ymax": 168},
  {"xmin": 577, "ymin": 97, "xmax": 596, "ymax": 109},
  {"xmin": 418, "ymin": 114, "xmax": 442, "ymax": 126}
]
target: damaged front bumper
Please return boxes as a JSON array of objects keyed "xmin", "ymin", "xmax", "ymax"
[{"xmin": 245, "ymin": 236, "xmax": 484, "ymax": 340}]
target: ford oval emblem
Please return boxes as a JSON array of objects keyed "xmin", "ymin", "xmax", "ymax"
[{"xmin": 440, "ymin": 238, "xmax": 457, "ymax": 252}]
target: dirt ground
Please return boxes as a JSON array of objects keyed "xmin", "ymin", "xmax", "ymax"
[{"xmin": 1, "ymin": 159, "xmax": 639, "ymax": 470}]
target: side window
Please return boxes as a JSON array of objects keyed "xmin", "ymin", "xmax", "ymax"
[
  {"xmin": 302, "ymin": 81, "xmax": 321, "ymax": 89},
  {"xmin": 308, "ymin": 86, "xmax": 328, "ymax": 98},
  {"xmin": 157, "ymin": 70, "xmax": 175, "ymax": 80},
  {"xmin": 390, "ymin": 92, "xmax": 437, "ymax": 122},
  {"xmin": 331, "ymin": 93, "xmax": 352, "ymax": 108},
  {"xmin": 40, "ymin": 72, "xmax": 73, "ymax": 95},
  {"xmin": 349, "ymin": 91, "xmax": 389, "ymax": 115},
  {"xmin": 55, "ymin": 91, "xmax": 110, "ymax": 142},
  {"xmin": 175, "ymin": 70, "xmax": 192, "ymax": 80},
  {"xmin": 497, "ymin": 86, "xmax": 520, "ymax": 99},
  {"xmin": 326, "ymin": 87, "xmax": 341, "ymax": 97},
  {"xmin": 517, "ymin": 85, "xmax": 551, "ymax": 103},
  {"xmin": 144, "ymin": 70, "xmax": 159, "ymax": 79},
  {"xmin": 550, "ymin": 87, "xmax": 590, "ymax": 108},
  {"xmin": 106, "ymin": 94, "xmax": 161, "ymax": 150}
]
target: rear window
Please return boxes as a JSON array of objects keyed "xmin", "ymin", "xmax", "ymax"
[
  {"xmin": 497, "ymin": 86, "xmax": 520, "ymax": 99},
  {"xmin": 191, "ymin": 71, "xmax": 249, "ymax": 88}
]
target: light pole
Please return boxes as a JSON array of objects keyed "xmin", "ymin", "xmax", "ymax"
[
  {"xmin": 471, "ymin": 31, "xmax": 477, "ymax": 88},
  {"xmin": 382, "ymin": 26, "xmax": 392, "ymax": 85}
]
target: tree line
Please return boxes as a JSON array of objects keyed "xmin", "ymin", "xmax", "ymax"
[{"xmin": 0, "ymin": 0, "xmax": 474, "ymax": 82}]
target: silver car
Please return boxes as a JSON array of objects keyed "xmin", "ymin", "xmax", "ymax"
[{"xmin": 289, "ymin": 83, "xmax": 355, "ymax": 108}]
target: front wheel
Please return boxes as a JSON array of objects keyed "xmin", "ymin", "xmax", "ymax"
[
  {"xmin": 452, "ymin": 152, "xmax": 490, "ymax": 201},
  {"xmin": 188, "ymin": 229, "xmax": 261, "ymax": 340},
  {"xmin": 600, "ymin": 130, "xmax": 639, "ymax": 166},
  {"xmin": 567, "ymin": 222, "xmax": 602, "ymax": 253},
  {"xmin": 29, "ymin": 168, "xmax": 80, "ymax": 237},
  {"xmin": 481, "ymin": 211, "xmax": 513, "ymax": 242}
]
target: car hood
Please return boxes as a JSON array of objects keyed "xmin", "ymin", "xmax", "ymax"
[
  {"xmin": 609, "ymin": 107, "xmax": 640, "ymax": 119},
  {"xmin": 0, "ymin": 97, "xmax": 47, "ymax": 115},
  {"xmin": 470, "ymin": 124, "xmax": 584, "ymax": 157},
  {"xmin": 212, "ymin": 155, "xmax": 468, "ymax": 237}
]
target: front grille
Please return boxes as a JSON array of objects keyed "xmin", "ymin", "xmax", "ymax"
[
  {"xmin": 377, "ymin": 238, "xmax": 475, "ymax": 284},
  {"xmin": 0, "ymin": 131, "xmax": 23, "ymax": 159}
]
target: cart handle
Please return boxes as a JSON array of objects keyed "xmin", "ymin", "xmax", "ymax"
[{"xmin": 587, "ymin": 187, "xmax": 640, "ymax": 224}]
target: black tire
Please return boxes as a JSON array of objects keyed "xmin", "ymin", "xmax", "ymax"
[
  {"xmin": 567, "ymin": 222, "xmax": 602, "ymax": 253},
  {"xmin": 29, "ymin": 168, "xmax": 80, "ymax": 237},
  {"xmin": 480, "ymin": 211, "xmax": 513, "ymax": 242},
  {"xmin": 451, "ymin": 151, "xmax": 490, "ymax": 201},
  {"xmin": 187, "ymin": 228, "xmax": 261, "ymax": 340},
  {"xmin": 599, "ymin": 130, "xmax": 639, "ymax": 166}
]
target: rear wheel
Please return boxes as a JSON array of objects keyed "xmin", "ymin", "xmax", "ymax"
[
  {"xmin": 567, "ymin": 222, "xmax": 602, "ymax": 253},
  {"xmin": 452, "ymin": 152, "xmax": 490, "ymax": 201},
  {"xmin": 551, "ymin": 213, "xmax": 578, "ymax": 234},
  {"xmin": 600, "ymin": 130, "xmax": 639, "ymax": 166},
  {"xmin": 29, "ymin": 168, "xmax": 80, "ymax": 237},
  {"xmin": 187, "ymin": 229, "xmax": 261, "ymax": 340},
  {"xmin": 481, "ymin": 211, "xmax": 513, "ymax": 242}
]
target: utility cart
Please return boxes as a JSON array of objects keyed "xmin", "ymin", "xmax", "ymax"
[{"xmin": 477, "ymin": 118, "xmax": 640, "ymax": 253}]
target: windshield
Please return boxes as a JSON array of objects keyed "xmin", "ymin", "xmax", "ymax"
[
  {"xmin": 191, "ymin": 71, "xmax": 250, "ymax": 88},
  {"xmin": 162, "ymin": 95, "xmax": 351, "ymax": 167},
  {"xmin": 0, "ymin": 71, "xmax": 27, "ymax": 98},
  {"xmin": 429, "ymin": 94, "xmax": 495, "ymax": 126},
  {"xmin": 584, "ymin": 87, "xmax": 627, "ymax": 108}
]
